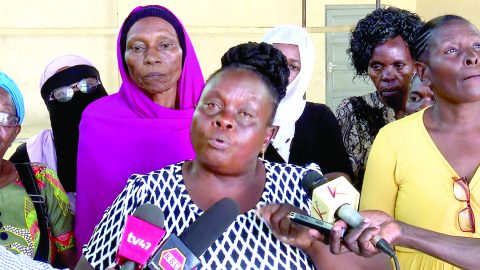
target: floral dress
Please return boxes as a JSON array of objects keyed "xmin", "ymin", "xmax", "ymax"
[
  {"xmin": 0, "ymin": 163, "xmax": 74, "ymax": 263},
  {"xmin": 336, "ymin": 91, "xmax": 396, "ymax": 190}
]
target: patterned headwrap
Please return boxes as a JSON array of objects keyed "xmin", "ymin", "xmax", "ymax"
[{"xmin": 0, "ymin": 72, "xmax": 25, "ymax": 124}]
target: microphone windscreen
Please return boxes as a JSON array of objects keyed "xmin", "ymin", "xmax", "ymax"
[
  {"xmin": 180, "ymin": 197, "xmax": 240, "ymax": 257},
  {"xmin": 301, "ymin": 170, "xmax": 328, "ymax": 196},
  {"xmin": 336, "ymin": 204, "xmax": 363, "ymax": 228},
  {"xmin": 133, "ymin": 203, "xmax": 165, "ymax": 228}
]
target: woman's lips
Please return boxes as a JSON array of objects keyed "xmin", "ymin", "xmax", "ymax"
[
  {"xmin": 145, "ymin": 72, "xmax": 165, "ymax": 78},
  {"xmin": 464, "ymin": 74, "xmax": 480, "ymax": 81},
  {"xmin": 381, "ymin": 90, "xmax": 402, "ymax": 97},
  {"xmin": 207, "ymin": 138, "xmax": 229, "ymax": 150}
]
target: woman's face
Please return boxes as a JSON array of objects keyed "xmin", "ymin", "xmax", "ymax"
[
  {"xmin": 125, "ymin": 17, "xmax": 183, "ymax": 97},
  {"xmin": 420, "ymin": 21, "xmax": 480, "ymax": 104},
  {"xmin": 273, "ymin": 43, "xmax": 300, "ymax": 84},
  {"xmin": 406, "ymin": 77, "xmax": 435, "ymax": 114},
  {"xmin": 0, "ymin": 88, "xmax": 20, "ymax": 159},
  {"xmin": 191, "ymin": 69, "xmax": 275, "ymax": 174},
  {"xmin": 368, "ymin": 35, "xmax": 415, "ymax": 110}
]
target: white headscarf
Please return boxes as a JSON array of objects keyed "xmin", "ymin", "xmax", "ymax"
[
  {"xmin": 262, "ymin": 25, "xmax": 315, "ymax": 162},
  {"xmin": 39, "ymin": 54, "xmax": 94, "ymax": 89}
]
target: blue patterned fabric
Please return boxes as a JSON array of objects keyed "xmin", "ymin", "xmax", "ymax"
[
  {"xmin": 83, "ymin": 160, "xmax": 320, "ymax": 269},
  {"xmin": 0, "ymin": 72, "xmax": 24, "ymax": 124}
]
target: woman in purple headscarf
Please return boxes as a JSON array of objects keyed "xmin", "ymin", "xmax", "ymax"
[{"xmin": 75, "ymin": 5, "xmax": 204, "ymax": 255}]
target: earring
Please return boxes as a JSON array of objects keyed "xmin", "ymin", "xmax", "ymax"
[{"xmin": 260, "ymin": 148, "xmax": 266, "ymax": 160}]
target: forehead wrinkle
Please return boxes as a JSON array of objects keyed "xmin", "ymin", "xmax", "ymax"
[
  {"xmin": 433, "ymin": 22, "xmax": 480, "ymax": 44},
  {"xmin": 127, "ymin": 18, "xmax": 178, "ymax": 42}
]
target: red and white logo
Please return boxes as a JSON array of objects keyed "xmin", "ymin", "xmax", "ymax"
[{"xmin": 159, "ymin": 248, "xmax": 186, "ymax": 270}]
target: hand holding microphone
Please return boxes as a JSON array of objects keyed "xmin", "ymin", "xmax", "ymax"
[{"xmin": 300, "ymin": 171, "xmax": 396, "ymax": 260}]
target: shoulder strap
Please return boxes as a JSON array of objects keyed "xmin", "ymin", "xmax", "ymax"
[
  {"xmin": 14, "ymin": 163, "xmax": 50, "ymax": 263},
  {"xmin": 9, "ymin": 143, "xmax": 30, "ymax": 164}
]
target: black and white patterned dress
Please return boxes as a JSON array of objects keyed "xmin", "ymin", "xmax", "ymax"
[{"xmin": 83, "ymin": 161, "xmax": 319, "ymax": 270}]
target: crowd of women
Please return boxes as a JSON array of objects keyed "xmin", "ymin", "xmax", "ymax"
[{"xmin": 0, "ymin": 4, "xmax": 478, "ymax": 270}]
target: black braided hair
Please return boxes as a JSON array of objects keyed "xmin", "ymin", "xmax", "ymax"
[
  {"xmin": 413, "ymin": 15, "xmax": 470, "ymax": 62},
  {"xmin": 208, "ymin": 42, "xmax": 289, "ymax": 121},
  {"xmin": 347, "ymin": 7, "xmax": 423, "ymax": 78}
]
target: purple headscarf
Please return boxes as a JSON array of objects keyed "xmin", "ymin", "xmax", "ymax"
[{"xmin": 75, "ymin": 5, "xmax": 204, "ymax": 255}]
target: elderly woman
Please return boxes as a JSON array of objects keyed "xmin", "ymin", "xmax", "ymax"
[
  {"xmin": 405, "ymin": 74, "xmax": 435, "ymax": 114},
  {"xmin": 359, "ymin": 15, "xmax": 480, "ymax": 269},
  {"xmin": 75, "ymin": 5, "xmax": 204, "ymax": 253},
  {"xmin": 336, "ymin": 7, "xmax": 423, "ymax": 190},
  {"xmin": 261, "ymin": 25, "xmax": 352, "ymax": 180},
  {"xmin": 76, "ymin": 42, "xmax": 324, "ymax": 270},
  {"xmin": 9, "ymin": 55, "xmax": 108, "ymax": 213},
  {"xmin": 0, "ymin": 72, "xmax": 75, "ymax": 269}
]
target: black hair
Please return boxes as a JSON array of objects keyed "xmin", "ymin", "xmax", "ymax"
[
  {"xmin": 208, "ymin": 42, "xmax": 289, "ymax": 122},
  {"xmin": 347, "ymin": 7, "xmax": 423, "ymax": 77},
  {"xmin": 413, "ymin": 15, "xmax": 471, "ymax": 62},
  {"xmin": 120, "ymin": 6, "xmax": 186, "ymax": 67}
]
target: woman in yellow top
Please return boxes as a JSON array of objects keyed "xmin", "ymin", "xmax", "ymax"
[{"xmin": 360, "ymin": 15, "xmax": 480, "ymax": 270}]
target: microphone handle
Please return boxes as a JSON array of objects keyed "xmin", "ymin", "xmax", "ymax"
[
  {"xmin": 120, "ymin": 260, "xmax": 137, "ymax": 270},
  {"xmin": 336, "ymin": 204, "xmax": 395, "ymax": 257},
  {"xmin": 336, "ymin": 204, "xmax": 363, "ymax": 228}
]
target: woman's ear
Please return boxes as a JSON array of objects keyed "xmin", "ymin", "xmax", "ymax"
[
  {"xmin": 415, "ymin": 61, "xmax": 432, "ymax": 87},
  {"xmin": 14, "ymin": 125, "xmax": 21, "ymax": 137},
  {"xmin": 262, "ymin": 126, "xmax": 277, "ymax": 152}
]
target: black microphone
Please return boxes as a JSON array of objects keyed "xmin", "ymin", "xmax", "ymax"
[
  {"xmin": 115, "ymin": 203, "xmax": 166, "ymax": 270},
  {"xmin": 146, "ymin": 197, "xmax": 240, "ymax": 270},
  {"xmin": 301, "ymin": 170, "xmax": 396, "ymax": 258}
]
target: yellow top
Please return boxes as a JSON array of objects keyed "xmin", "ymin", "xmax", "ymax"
[{"xmin": 360, "ymin": 108, "xmax": 480, "ymax": 270}]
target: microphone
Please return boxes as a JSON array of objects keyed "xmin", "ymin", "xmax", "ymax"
[
  {"xmin": 116, "ymin": 204, "xmax": 167, "ymax": 270},
  {"xmin": 147, "ymin": 197, "xmax": 240, "ymax": 270},
  {"xmin": 301, "ymin": 170, "xmax": 395, "ymax": 257},
  {"xmin": 301, "ymin": 170, "xmax": 360, "ymax": 225}
]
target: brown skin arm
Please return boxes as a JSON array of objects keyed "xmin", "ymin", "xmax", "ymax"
[
  {"xmin": 257, "ymin": 203, "xmax": 325, "ymax": 269},
  {"xmin": 397, "ymin": 222, "xmax": 480, "ymax": 270},
  {"xmin": 75, "ymin": 255, "xmax": 95, "ymax": 270},
  {"xmin": 257, "ymin": 204, "xmax": 391, "ymax": 270},
  {"xmin": 328, "ymin": 210, "xmax": 480, "ymax": 270}
]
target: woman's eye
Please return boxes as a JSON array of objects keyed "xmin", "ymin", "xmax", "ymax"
[
  {"xmin": 371, "ymin": 64, "xmax": 382, "ymax": 71},
  {"xmin": 445, "ymin": 47, "xmax": 457, "ymax": 54},
  {"xmin": 239, "ymin": 111, "xmax": 252, "ymax": 118},
  {"xmin": 409, "ymin": 95, "xmax": 421, "ymax": 102},
  {"xmin": 205, "ymin": 102, "xmax": 221, "ymax": 112},
  {"xmin": 289, "ymin": 65, "xmax": 300, "ymax": 71},
  {"xmin": 129, "ymin": 45, "xmax": 145, "ymax": 53},
  {"xmin": 159, "ymin": 42, "xmax": 174, "ymax": 49},
  {"xmin": 473, "ymin": 43, "xmax": 480, "ymax": 49}
]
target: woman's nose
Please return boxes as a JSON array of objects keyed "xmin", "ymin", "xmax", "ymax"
[
  {"xmin": 144, "ymin": 48, "xmax": 162, "ymax": 65},
  {"xmin": 381, "ymin": 67, "xmax": 395, "ymax": 81},
  {"xmin": 214, "ymin": 112, "xmax": 234, "ymax": 129},
  {"xmin": 464, "ymin": 49, "xmax": 479, "ymax": 66}
]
